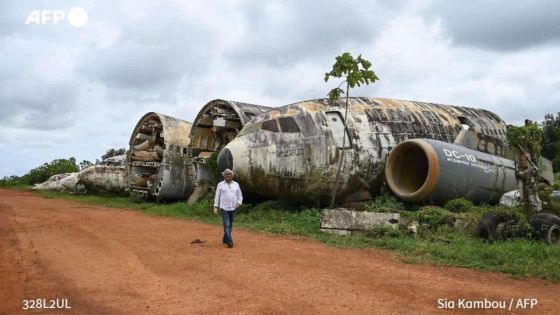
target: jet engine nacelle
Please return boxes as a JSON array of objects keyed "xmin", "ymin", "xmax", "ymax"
[{"xmin": 385, "ymin": 139, "xmax": 517, "ymax": 205}]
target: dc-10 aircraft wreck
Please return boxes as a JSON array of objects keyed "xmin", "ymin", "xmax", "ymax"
[{"xmin": 217, "ymin": 97, "xmax": 519, "ymax": 206}]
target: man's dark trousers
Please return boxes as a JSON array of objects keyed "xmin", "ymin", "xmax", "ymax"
[{"xmin": 220, "ymin": 209, "xmax": 236, "ymax": 246}]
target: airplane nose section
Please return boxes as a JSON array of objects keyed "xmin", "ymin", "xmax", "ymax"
[{"xmin": 217, "ymin": 147, "xmax": 233, "ymax": 172}]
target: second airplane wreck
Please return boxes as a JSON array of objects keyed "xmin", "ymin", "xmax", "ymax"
[
  {"xmin": 217, "ymin": 97, "xmax": 518, "ymax": 206},
  {"xmin": 126, "ymin": 100, "xmax": 271, "ymax": 201},
  {"xmin": 187, "ymin": 99, "xmax": 272, "ymax": 203}
]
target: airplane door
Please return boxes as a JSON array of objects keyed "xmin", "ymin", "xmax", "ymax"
[{"xmin": 325, "ymin": 111, "xmax": 351, "ymax": 148}]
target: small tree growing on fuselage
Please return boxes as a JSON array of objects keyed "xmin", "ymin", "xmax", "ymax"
[{"xmin": 325, "ymin": 52, "xmax": 379, "ymax": 207}]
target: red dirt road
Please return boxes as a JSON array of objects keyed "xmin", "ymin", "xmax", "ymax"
[{"xmin": 1, "ymin": 189, "xmax": 559, "ymax": 314}]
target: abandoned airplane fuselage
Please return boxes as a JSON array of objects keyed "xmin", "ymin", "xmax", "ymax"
[
  {"xmin": 76, "ymin": 155, "xmax": 128, "ymax": 194},
  {"xmin": 127, "ymin": 112, "xmax": 193, "ymax": 200},
  {"xmin": 217, "ymin": 97, "xmax": 514, "ymax": 205},
  {"xmin": 187, "ymin": 99, "xmax": 272, "ymax": 202}
]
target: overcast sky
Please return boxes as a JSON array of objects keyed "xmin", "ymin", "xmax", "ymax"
[{"xmin": 1, "ymin": 0, "xmax": 559, "ymax": 177}]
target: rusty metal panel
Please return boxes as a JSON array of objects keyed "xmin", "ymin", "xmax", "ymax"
[{"xmin": 191, "ymin": 99, "xmax": 272, "ymax": 129}]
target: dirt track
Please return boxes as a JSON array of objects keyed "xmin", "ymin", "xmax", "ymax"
[{"xmin": 1, "ymin": 189, "xmax": 559, "ymax": 314}]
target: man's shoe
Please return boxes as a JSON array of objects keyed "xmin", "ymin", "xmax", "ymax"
[{"xmin": 227, "ymin": 244, "xmax": 234, "ymax": 248}]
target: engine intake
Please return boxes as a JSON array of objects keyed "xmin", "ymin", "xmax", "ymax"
[{"xmin": 385, "ymin": 139, "xmax": 517, "ymax": 205}]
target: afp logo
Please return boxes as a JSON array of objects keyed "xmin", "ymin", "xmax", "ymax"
[{"xmin": 25, "ymin": 7, "xmax": 88, "ymax": 27}]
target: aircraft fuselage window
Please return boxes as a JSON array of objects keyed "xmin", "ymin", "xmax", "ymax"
[
  {"xmin": 261, "ymin": 119, "xmax": 280, "ymax": 132},
  {"xmin": 278, "ymin": 117, "xmax": 300, "ymax": 133},
  {"xmin": 238, "ymin": 123, "xmax": 261, "ymax": 136}
]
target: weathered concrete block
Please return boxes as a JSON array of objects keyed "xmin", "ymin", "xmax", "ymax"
[
  {"xmin": 319, "ymin": 228, "xmax": 352, "ymax": 236},
  {"xmin": 320, "ymin": 208, "xmax": 399, "ymax": 231}
]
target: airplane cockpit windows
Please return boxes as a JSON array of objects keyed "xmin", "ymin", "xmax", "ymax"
[
  {"xmin": 278, "ymin": 117, "xmax": 300, "ymax": 133},
  {"xmin": 238, "ymin": 122, "xmax": 261, "ymax": 136},
  {"xmin": 261, "ymin": 119, "xmax": 280, "ymax": 132},
  {"xmin": 257, "ymin": 117, "xmax": 301, "ymax": 133}
]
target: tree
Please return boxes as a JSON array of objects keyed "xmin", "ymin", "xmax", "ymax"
[
  {"xmin": 506, "ymin": 120, "xmax": 542, "ymax": 163},
  {"xmin": 23, "ymin": 158, "xmax": 79, "ymax": 185},
  {"xmin": 325, "ymin": 52, "xmax": 379, "ymax": 207},
  {"xmin": 101, "ymin": 148, "xmax": 127, "ymax": 161},
  {"xmin": 79, "ymin": 160, "xmax": 94, "ymax": 170},
  {"xmin": 541, "ymin": 112, "xmax": 560, "ymax": 172},
  {"xmin": 506, "ymin": 121, "xmax": 543, "ymax": 212}
]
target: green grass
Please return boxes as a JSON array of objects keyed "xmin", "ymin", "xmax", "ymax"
[
  {"xmin": 1, "ymin": 184, "xmax": 34, "ymax": 191},
  {"xmin": 33, "ymin": 190, "xmax": 560, "ymax": 282}
]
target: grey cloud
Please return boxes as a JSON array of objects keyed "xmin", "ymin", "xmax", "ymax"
[
  {"xmin": 0, "ymin": 43, "xmax": 80, "ymax": 130},
  {"xmin": 221, "ymin": 0, "xmax": 407, "ymax": 103},
  {"xmin": 429, "ymin": 0, "xmax": 560, "ymax": 51},
  {"xmin": 226, "ymin": 0, "xmax": 404, "ymax": 67},
  {"xmin": 81, "ymin": 3, "xmax": 215, "ymax": 98},
  {"xmin": 85, "ymin": 41, "xmax": 188, "ymax": 90},
  {"xmin": 0, "ymin": 0, "xmax": 24, "ymax": 37},
  {"xmin": 0, "ymin": 79, "xmax": 79, "ymax": 130}
]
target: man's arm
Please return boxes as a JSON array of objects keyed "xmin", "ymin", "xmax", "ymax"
[
  {"xmin": 214, "ymin": 182, "xmax": 221, "ymax": 208},
  {"xmin": 213, "ymin": 183, "xmax": 221, "ymax": 215},
  {"xmin": 236, "ymin": 183, "xmax": 243, "ymax": 207}
]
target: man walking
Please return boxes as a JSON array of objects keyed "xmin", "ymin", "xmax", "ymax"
[{"xmin": 213, "ymin": 169, "xmax": 243, "ymax": 248}]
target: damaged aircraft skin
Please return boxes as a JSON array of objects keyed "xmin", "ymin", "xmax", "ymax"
[
  {"xmin": 32, "ymin": 173, "xmax": 76, "ymax": 191},
  {"xmin": 187, "ymin": 99, "xmax": 272, "ymax": 203},
  {"xmin": 217, "ymin": 97, "xmax": 515, "ymax": 205},
  {"xmin": 127, "ymin": 112, "xmax": 193, "ymax": 200},
  {"xmin": 75, "ymin": 155, "xmax": 127, "ymax": 194},
  {"xmin": 60, "ymin": 172, "xmax": 80, "ymax": 192}
]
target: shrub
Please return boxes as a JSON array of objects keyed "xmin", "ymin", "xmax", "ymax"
[
  {"xmin": 412, "ymin": 206, "xmax": 456, "ymax": 227},
  {"xmin": 539, "ymin": 189, "xmax": 560, "ymax": 216},
  {"xmin": 444, "ymin": 198, "xmax": 474, "ymax": 213},
  {"xmin": 364, "ymin": 194, "xmax": 409, "ymax": 212},
  {"xmin": 493, "ymin": 205, "xmax": 530, "ymax": 226},
  {"xmin": 22, "ymin": 158, "xmax": 79, "ymax": 185},
  {"xmin": 0, "ymin": 175, "xmax": 26, "ymax": 187}
]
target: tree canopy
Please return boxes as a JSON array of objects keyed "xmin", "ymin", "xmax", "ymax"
[
  {"xmin": 506, "ymin": 121, "xmax": 543, "ymax": 163},
  {"xmin": 541, "ymin": 113, "xmax": 560, "ymax": 171}
]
